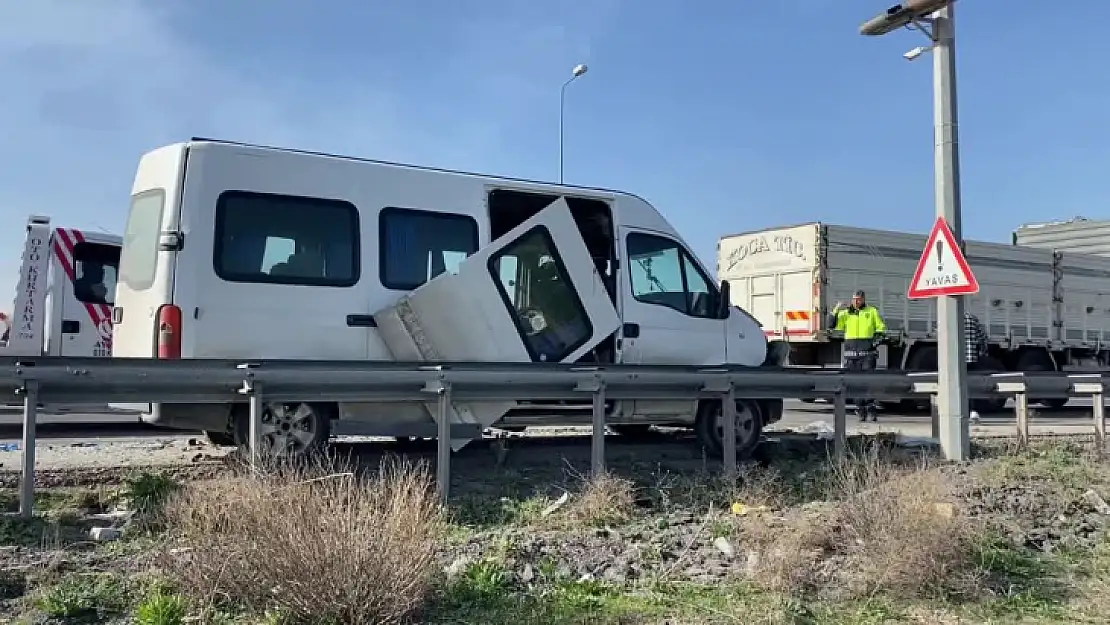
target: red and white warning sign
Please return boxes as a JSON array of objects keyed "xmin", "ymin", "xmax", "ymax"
[{"xmin": 908, "ymin": 216, "xmax": 979, "ymax": 299}]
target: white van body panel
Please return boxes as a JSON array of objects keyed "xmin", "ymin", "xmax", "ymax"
[{"xmin": 113, "ymin": 139, "xmax": 774, "ymax": 437}]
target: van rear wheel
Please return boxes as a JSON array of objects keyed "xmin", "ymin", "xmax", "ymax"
[
  {"xmin": 694, "ymin": 399, "xmax": 762, "ymax": 460},
  {"xmin": 232, "ymin": 402, "xmax": 332, "ymax": 457}
]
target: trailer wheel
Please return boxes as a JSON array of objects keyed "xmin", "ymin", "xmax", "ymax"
[
  {"xmin": 233, "ymin": 402, "xmax": 332, "ymax": 457},
  {"xmin": 694, "ymin": 399, "xmax": 762, "ymax": 460},
  {"xmin": 1017, "ymin": 352, "xmax": 1068, "ymax": 409}
]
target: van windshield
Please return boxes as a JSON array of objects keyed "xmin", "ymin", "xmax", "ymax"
[{"xmin": 118, "ymin": 190, "xmax": 166, "ymax": 291}]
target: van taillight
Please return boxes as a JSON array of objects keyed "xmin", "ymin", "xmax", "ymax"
[{"xmin": 156, "ymin": 304, "xmax": 182, "ymax": 359}]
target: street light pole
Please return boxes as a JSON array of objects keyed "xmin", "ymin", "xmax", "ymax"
[
  {"xmin": 929, "ymin": 5, "xmax": 971, "ymax": 461},
  {"xmin": 860, "ymin": 0, "xmax": 969, "ymax": 461},
  {"xmin": 559, "ymin": 63, "xmax": 588, "ymax": 184}
]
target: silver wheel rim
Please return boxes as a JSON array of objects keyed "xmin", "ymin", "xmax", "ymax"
[
  {"xmin": 713, "ymin": 401, "xmax": 758, "ymax": 448},
  {"xmin": 258, "ymin": 402, "xmax": 319, "ymax": 455}
]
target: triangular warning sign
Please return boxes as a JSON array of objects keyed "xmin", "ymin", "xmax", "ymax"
[{"xmin": 907, "ymin": 217, "xmax": 980, "ymax": 299}]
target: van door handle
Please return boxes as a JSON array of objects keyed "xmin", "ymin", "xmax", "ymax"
[
  {"xmin": 61, "ymin": 320, "xmax": 80, "ymax": 334},
  {"xmin": 346, "ymin": 314, "xmax": 377, "ymax": 328},
  {"xmin": 622, "ymin": 322, "xmax": 640, "ymax": 338}
]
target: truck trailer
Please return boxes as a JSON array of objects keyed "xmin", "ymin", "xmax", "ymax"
[{"xmin": 718, "ymin": 222, "xmax": 1110, "ymax": 410}]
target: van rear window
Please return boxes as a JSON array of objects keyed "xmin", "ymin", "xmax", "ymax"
[
  {"xmin": 118, "ymin": 190, "xmax": 166, "ymax": 292},
  {"xmin": 213, "ymin": 191, "xmax": 360, "ymax": 287}
]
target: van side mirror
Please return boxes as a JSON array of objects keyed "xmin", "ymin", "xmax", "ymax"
[{"xmin": 717, "ymin": 280, "xmax": 731, "ymax": 319}]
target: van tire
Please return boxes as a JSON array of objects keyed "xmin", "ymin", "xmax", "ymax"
[
  {"xmin": 232, "ymin": 401, "xmax": 333, "ymax": 457},
  {"xmin": 204, "ymin": 430, "xmax": 236, "ymax": 447},
  {"xmin": 694, "ymin": 399, "xmax": 763, "ymax": 460}
]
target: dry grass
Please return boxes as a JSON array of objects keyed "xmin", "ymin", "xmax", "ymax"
[
  {"xmin": 559, "ymin": 471, "xmax": 637, "ymax": 527},
  {"xmin": 739, "ymin": 446, "xmax": 985, "ymax": 600},
  {"xmin": 161, "ymin": 456, "xmax": 443, "ymax": 625}
]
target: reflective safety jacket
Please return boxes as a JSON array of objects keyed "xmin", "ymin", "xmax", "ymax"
[{"xmin": 832, "ymin": 305, "xmax": 887, "ymax": 340}]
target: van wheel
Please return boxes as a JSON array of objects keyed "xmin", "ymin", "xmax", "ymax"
[
  {"xmin": 694, "ymin": 399, "xmax": 763, "ymax": 460},
  {"xmin": 233, "ymin": 402, "xmax": 332, "ymax": 457},
  {"xmin": 204, "ymin": 430, "xmax": 235, "ymax": 447}
]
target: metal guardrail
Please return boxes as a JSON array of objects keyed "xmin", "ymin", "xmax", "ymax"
[{"xmin": 1, "ymin": 357, "xmax": 1107, "ymax": 518}]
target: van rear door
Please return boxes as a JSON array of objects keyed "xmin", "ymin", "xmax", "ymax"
[{"xmin": 112, "ymin": 144, "xmax": 187, "ymax": 358}]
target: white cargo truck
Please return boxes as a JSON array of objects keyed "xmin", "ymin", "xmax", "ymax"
[
  {"xmin": 718, "ymin": 222, "xmax": 1110, "ymax": 410},
  {"xmin": 0, "ymin": 216, "xmax": 138, "ymax": 425},
  {"xmin": 110, "ymin": 138, "xmax": 787, "ymax": 457}
]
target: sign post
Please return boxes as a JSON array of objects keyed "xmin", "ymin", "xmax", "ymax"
[{"xmin": 909, "ymin": 215, "xmax": 978, "ymax": 461}]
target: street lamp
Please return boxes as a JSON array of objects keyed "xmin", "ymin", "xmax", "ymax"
[
  {"xmin": 860, "ymin": 0, "xmax": 970, "ymax": 461},
  {"xmin": 559, "ymin": 63, "xmax": 589, "ymax": 184}
]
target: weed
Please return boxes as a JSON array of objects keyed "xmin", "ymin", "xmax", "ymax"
[
  {"xmin": 36, "ymin": 573, "xmax": 131, "ymax": 618},
  {"xmin": 134, "ymin": 590, "xmax": 188, "ymax": 625}
]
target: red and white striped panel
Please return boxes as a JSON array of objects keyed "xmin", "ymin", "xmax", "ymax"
[{"xmin": 52, "ymin": 228, "xmax": 113, "ymax": 349}]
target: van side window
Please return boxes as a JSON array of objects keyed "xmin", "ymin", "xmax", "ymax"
[
  {"xmin": 627, "ymin": 232, "xmax": 720, "ymax": 319},
  {"xmin": 379, "ymin": 207, "xmax": 479, "ymax": 291},
  {"xmin": 214, "ymin": 191, "xmax": 360, "ymax": 287},
  {"xmin": 488, "ymin": 226, "xmax": 593, "ymax": 362},
  {"xmin": 72, "ymin": 242, "xmax": 121, "ymax": 306}
]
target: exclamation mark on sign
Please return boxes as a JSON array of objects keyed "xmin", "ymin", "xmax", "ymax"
[{"xmin": 936, "ymin": 240, "xmax": 944, "ymax": 272}]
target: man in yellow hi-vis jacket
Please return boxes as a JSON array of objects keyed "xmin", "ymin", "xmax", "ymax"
[{"xmin": 830, "ymin": 290, "xmax": 887, "ymax": 421}]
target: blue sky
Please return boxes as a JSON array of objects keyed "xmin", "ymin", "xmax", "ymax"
[{"xmin": 1, "ymin": 0, "xmax": 1108, "ymax": 306}]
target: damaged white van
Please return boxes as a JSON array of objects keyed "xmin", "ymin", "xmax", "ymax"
[{"xmin": 110, "ymin": 138, "xmax": 785, "ymax": 457}]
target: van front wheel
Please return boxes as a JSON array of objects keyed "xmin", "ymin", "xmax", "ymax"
[
  {"xmin": 233, "ymin": 402, "xmax": 332, "ymax": 457},
  {"xmin": 694, "ymin": 399, "xmax": 763, "ymax": 460}
]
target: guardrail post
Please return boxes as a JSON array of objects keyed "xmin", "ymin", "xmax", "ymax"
[
  {"xmin": 436, "ymin": 382, "xmax": 452, "ymax": 501},
  {"xmin": 248, "ymin": 382, "xmax": 265, "ymax": 471},
  {"xmin": 832, "ymin": 389, "xmax": 846, "ymax": 459},
  {"xmin": 422, "ymin": 376, "xmax": 453, "ymax": 502},
  {"xmin": 237, "ymin": 363, "xmax": 265, "ymax": 473},
  {"xmin": 1069, "ymin": 375, "xmax": 1105, "ymax": 456},
  {"xmin": 575, "ymin": 374, "xmax": 606, "ymax": 476},
  {"xmin": 1094, "ymin": 391, "xmax": 1106, "ymax": 456},
  {"xmin": 1015, "ymin": 390, "xmax": 1030, "ymax": 447},
  {"xmin": 19, "ymin": 380, "xmax": 38, "ymax": 519},
  {"xmin": 994, "ymin": 374, "xmax": 1029, "ymax": 449},
  {"xmin": 722, "ymin": 383, "xmax": 737, "ymax": 478}
]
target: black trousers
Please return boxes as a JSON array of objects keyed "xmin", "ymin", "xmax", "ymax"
[{"xmin": 844, "ymin": 351, "xmax": 877, "ymax": 412}]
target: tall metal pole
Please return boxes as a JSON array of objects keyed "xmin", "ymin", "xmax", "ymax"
[
  {"xmin": 559, "ymin": 78, "xmax": 572, "ymax": 184},
  {"xmin": 931, "ymin": 4, "xmax": 971, "ymax": 461}
]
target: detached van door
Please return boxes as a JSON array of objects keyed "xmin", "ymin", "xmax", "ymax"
[
  {"xmin": 375, "ymin": 197, "xmax": 621, "ymax": 366},
  {"xmin": 470, "ymin": 197, "xmax": 621, "ymax": 363}
]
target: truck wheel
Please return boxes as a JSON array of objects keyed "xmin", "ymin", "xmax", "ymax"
[
  {"xmin": 971, "ymin": 355, "xmax": 1008, "ymax": 413},
  {"xmin": 204, "ymin": 430, "xmax": 235, "ymax": 447},
  {"xmin": 694, "ymin": 399, "xmax": 763, "ymax": 460},
  {"xmin": 233, "ymin": 402, "xmax": 333, "ymax": 457},
  {"xmin": 1017, "ymin": 352, "xmax": 1067, "ymax": 409}
]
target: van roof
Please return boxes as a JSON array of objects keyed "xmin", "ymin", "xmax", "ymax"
[{"xmin": 183, "ymin": 137, "xmax": 670, "ymax": 227}]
